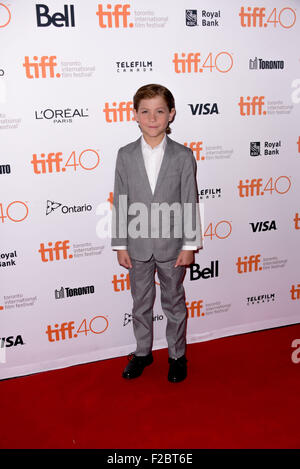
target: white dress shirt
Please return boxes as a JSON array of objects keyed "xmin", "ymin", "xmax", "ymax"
[{"xmin": 113, "ymin": 135, "xmax": 197, "ymax": 251}]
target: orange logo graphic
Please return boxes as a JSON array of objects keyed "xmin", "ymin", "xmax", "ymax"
[
  {"xmin": 237, "ymin": 176, "xmax": 291, "ymax": 197},
  {"xmin": 204, "ymin": 220, "xmax": 232, "ymax": 240},
  {"xmin": 238, "ymin": 96, "xmax": 266, "ymax": 116},
  {"xmin": 297, "ymin": 137, "xmax": 300, "ymax": 153},
  {"xmin": 236, "ymin": 254, "xmax": 262, "ymax": 274},
  {"xmin": 186, "ymin": 300, "xmax": 204, "ymax": 318},
  {"xmin": 112, "ymin": 273, "xmax": 130, "ymax": 291},
  {"xmin": 31, "ymin": 149, "xmax": 100, "ymax": 174},
  {"xmin": 96, "ymin": 3, "xmax": 133, "ymax": 28},
  {"xmin": 294, "ymin": 213, "xmax": 300, "ymax": 230},
  {"xmin": 46, "ymin": 316, "xmax": 109, "ymax": 342},
  {"xmin": 0, "ymin": 3, "xmax": 11, "ymax": 28},
  {"xmin": 173, "ymin": 52, "xmax": 233, "ymax": 73},
  {"xmin": 239, "ymin": 7, "xmax": 296, "ymax": 28},
  {"xmin": 103, "ymin": 101, "xmax": 134, "ymax": 122},
  {"xmin": 0, "ymin": 201, "xmax": 29, "ymax": 223},
  {"xmin": 39, "ymin": 240, "xmax": 73, "ymax": 262},
  {"xmin": 184, "ymin": 142, "xmax": 205, "ymax": 161},
  {"xmin": 23, "ymin": 56, "xmax": 60, "ymax": 79},
  {"xmin": 290, "ymin": 284, "xmax": 300, "ymax": 300}
]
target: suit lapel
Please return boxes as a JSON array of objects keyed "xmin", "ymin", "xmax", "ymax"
[
  {"xmin": 152, "ymin": 136, "xmax": 172, "ymax": 199},
  {"xmin": 134, "ymin": 137, "xmax": 153, "ymax": 200}
]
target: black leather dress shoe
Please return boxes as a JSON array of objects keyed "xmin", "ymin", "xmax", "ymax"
[
  {"xmin": 168, "ymin": 355, "xmax": 187, "ymax": 383},
  {"xmin": 122, "ymin": 352, "xmax": 153, "ymax": 379}
]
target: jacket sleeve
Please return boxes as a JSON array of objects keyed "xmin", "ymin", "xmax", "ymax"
[
  {"xmin": 111, "ymin": 149, "xmax": 128, "ymax": 247},
  {"xmin": 181, "ymin": 149, "xmax": 203, "ymax": 249}
]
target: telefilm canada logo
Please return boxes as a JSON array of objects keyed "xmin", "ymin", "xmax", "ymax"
[
  {"xmin": 115, "ymin": 60, "xmax": 153, "ymax": 73},
  {"xmin": 185, "ymin": 9, "xmax": 221, "ymax": 27}
]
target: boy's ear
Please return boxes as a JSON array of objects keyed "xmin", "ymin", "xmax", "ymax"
[
  {"xmin": 133, "ymin": 108, "xmax": 138, "ymax": 122},
  {"xmin": 169, "ymin": 108, "xmax": 176, "ymax": 123}
]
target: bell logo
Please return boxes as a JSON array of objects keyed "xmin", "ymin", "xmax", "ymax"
[
  {"xmin": 184, "ymin": 142, "xmax": 205, "ymax": 161},
  {"xmin": 236, "ymin": 254, "xmax": 262, "ymax": 274},
  {"xmin": 23, "ymin": 56, "xmax": 60, "ymax": 79},
  {"xmin": 36, "ymin": 4, "xmax": 75, "ymax": 27},
  {"xmin": 38, "ymin": 240, "xmax": 73, "ymax": 262},
  {"xmin": 238, "ymin": 96, "xmax": 266, "ymax": 116},
  {"xmin": 103, "ymin": 101, "xmax": 134, "ymax": 122},
  {"xmin": 96, "ymin": 4, "xmax": 133, "ymax": 28},
  {"xmin": 0, "ymin": 3, "xmax": 11, "ymax": 28}
]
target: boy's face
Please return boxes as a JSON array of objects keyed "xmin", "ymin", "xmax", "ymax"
[{"xmin": 134, "ymin": 96, "xmax": 175, "ymax": 145}]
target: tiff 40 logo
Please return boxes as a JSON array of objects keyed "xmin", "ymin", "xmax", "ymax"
[
  {"xmin": 0, "ymin": 201, "xmax": 29, "ymax": 223},
  {"xmin": 31, "ymin": 148, "xmax": 100, "ymax": 174},
  {"xmin": 45, "ymin": 315, "xmax": 109, "ymax": 342},
  {"xmin": 173, "ymin": 51, "xmax": 233, "ymax": 74},
  {"xmin": 237, "ymin": 176, "xmax": 291, "ymax": 197},
  {"xmin": 239, "ymin": 6, "xmax": 296, "ymax": 28}
]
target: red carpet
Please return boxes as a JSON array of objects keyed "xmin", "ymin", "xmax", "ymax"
[{"xmin": 1, "ymin": 324, "xmax": 300, "ymax": 449}]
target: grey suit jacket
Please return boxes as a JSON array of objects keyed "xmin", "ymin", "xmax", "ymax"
[{"xmin": 111, "ymin": 135, "xmax": 202, "ymax": 261}]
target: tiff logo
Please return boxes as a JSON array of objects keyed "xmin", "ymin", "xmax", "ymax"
[
  {"xmin": 112, "ymin": 273, "xmax": 130, "ymax": 291},
  {"xmin": 38, "ymin": 240, "xmax": 73, "ymax": 262},
  {"xmin": 294, "ymin": 213, "xmax": 300, "ymax": 230},
  {"xmin": 239, "ymin": 7, "xmax": 265, "ymax": 27},
  {"xmin": 238, "ymin": 178, "xmax": 263, "ymax": 197},
  {"xmin": 103, "ymin": 101, "xmax": 134, "ymax": 122},
  {"xmin": 186, "ymin": 300, "xmax": 204, "ymax": 318},
  {"xmin": 236, "ymin": 255, "xmax": 262, "ymax": 274},
  {"xmin": 238, "ymin": 96, "xmax": 266, "ymax": 116},
  {"xmin": 96, "ymin": 3, "xmax": 133, "ymax": 28},
  {"xmin": 23, "ymin": 56, "xmax": 60, "ymax": 79},
  {"xmin": 290, "ymin": 284, "xmax": 300, "ymax": 300},
  {"xmin": 46, "ymin": 322, "xmax": 75, "ymax": 341},
  {"xmin": 31, "ymin": 152, "xmax": 63, "ymax": 174},
  {"xmin": 184, "ymin": 142, "xmax": 204, "ymax": 161}
]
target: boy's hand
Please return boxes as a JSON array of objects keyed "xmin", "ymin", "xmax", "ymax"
[
  {"xmin": 117, "ymin": 250, "xmax": 132, "ymax": 269},
  {"xmin": 175, "ymin": 250, "xmax": 194, "ymax": 267}
]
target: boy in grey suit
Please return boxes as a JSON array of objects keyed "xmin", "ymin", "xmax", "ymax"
[{"xmin": 112, "ymin": 84, "xmax": 202, "ymax": 382}]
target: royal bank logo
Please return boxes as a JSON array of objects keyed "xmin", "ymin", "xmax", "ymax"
[
  {"xmin": 185, "ymin": 9, "xmax": 221, "ymax": 27},
  {"xmin": 249, "ymin": 57, "xmax": 284, "ymax": 70},
  {"xmin": 250, "ymin": 142, "xmax": 260, "ymax": 156},
  {"xmin": 250, "ymin": 140, "xmax": 281, "ymax": 157},
  {"xmin": 186, "ymin": 10, "xmax": 197, "ymax": 26}
]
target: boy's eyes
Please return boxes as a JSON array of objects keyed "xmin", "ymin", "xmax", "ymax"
[{"xmin": 141, "ymin": 110, "xmax": 165, "ymax": 114}]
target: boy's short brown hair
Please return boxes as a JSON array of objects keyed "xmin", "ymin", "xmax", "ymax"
[{"xmin": 133, "ymin": 84, "xmax": 175, "ymax": 134}]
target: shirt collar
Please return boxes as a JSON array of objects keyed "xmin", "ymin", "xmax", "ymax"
[{"xmin": 141, "ymin": 134, "xmax": 167, "ymax": 152}]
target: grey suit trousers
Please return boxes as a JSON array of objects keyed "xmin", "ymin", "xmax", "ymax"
[{"xmin": 129, "ymin": 254, "xmax": 187, "ymax": 359}]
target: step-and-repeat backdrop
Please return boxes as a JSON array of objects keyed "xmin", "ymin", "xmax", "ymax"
[{"xmin": 1, "ymin": 0, "xmax": 299, "ymax": 379}]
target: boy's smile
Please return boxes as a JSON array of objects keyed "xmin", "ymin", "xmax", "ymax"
[{"xmin": 134, "ymin": 96, "xmax": 175, "ymax": 148}]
